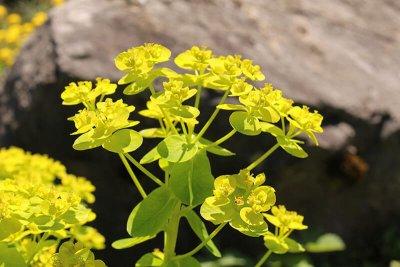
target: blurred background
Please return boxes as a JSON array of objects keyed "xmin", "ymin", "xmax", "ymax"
[{"xmin": 0, "ymin": 0, "xmax": 399, "ymax": 266}]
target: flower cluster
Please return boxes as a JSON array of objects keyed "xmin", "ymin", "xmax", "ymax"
[
  {"xmin": 62, "ymin": 78, "xmax": 141, "ymax": 152},
  {"xmin": 0, "ymin": 0, "xmax": 64, "ymax": 68},
  {"xmin": 201, "ymin": 170, "xmax": 275, "ymax": 237},
  {"xmin": 52, "ymin": 241, "xmax": 106, "ymax": 267},
  {"xmin": 201, "ymin": 169, "xmax": 307, "ymax": 255},
  {"xmin": 0, "ymin": 147, "xmax": 105, "ymax": 266}
]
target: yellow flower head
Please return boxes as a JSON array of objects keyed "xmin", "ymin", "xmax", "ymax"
[
  {"xmin": 31, "ymin": 12, "xmax": 48, "ymax": 27},
  {"xmin": 115, "ymin": 47, "xmax": 153, "ymax": 74},
  {"xmin": 51, "ymin": 0, "xmax": 65, "ymax": 6},
  {"xmin": 241, "ymin": 59, "xmax": 265, "ymax": 81},
  {"xmin": 264, "ymin": 205, "xmax": 308, "ymax": 231},
  {"xmin": 61, "ymin": 78, "xmax": 117, "ymax": 106},
  {"xmin": 201, "ymin": 170, "xmax": 276, "ymax": 236},
  {"xmin": 208, "ymin": 55, "xmax": 242, "ymax": 77},
  {"xmin": 288, "ymin": 105, "xmax": 323, "ymax": 144},
  {"xmin": 0, "ymin": 5, "xmax": 8, "ymax": 19},
  {"xmin": 230, "ymin": 79, "xmax": 253, "ymax": 96},
  {"xmin": 6, "ymin": 13, "xmax": 22, "ymax": 24},
  {"xmin": 175, "ymin": 46, "xmax": 213, "ymax": 71}
]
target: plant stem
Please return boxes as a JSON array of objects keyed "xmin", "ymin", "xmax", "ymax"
[
  {"xmin": 149, "ymin": 84, "xmax": 156, "ymax": 95},
  {"xmin": 173, "ymin": 222, "xmax": 227, "ymax": 260},
  {"xmin": 193, "ymin": 90, "xmax": 230, "ymax": 143},
  {"xmin": 124, "ymin": 153, "xmax": 163, "ymax": 186},
  {"xmin": 118, "ymin": 153, "xmax": 147, "ymax": 198},
  {"xmin": 164, "ymin": 203, "xmax": 182, "ymax": 261},
  {"xmin": 207, "ymin": 129, "xmax": 236, "ymax": 148},
  {"xmin": 255, "ymin": 250, "xmax": 272, "ymax": 267},
  {"xmin": 246, "ymin": 143, "xmax": 280, "ymax": 171},
  {"xmin": 195, "ymin": 85, "xmax": 202, "ymax": 108}
]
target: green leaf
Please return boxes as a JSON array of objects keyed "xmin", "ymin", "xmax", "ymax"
[
  {"xmin": 140, "ymin": 147, "xmax": 161, "ymax": 164},
  {"xmin": 136, "ymin": 253, "xmax": 163, "ymax": 267},
  {"xmin": 183, "ymin": 210, "xmax": 221, "ymax": 257},
  {"xmin": 260, "ymin": 122, "xmax": 284, "ymax": 137},
  {"xmin": 127, "ymin": 187, "xmax": 179, "ymax": 237},
  {"xmin": 0, "ymin": 218, "xmax": 21, "ymax": 240},
  {"xmin": 102, "ymin": 129, "xmax": 143, "ymax": 153},
  {"xmin": 198, "ymin": 138, "xmax": 235, "ymax": 157},
  {"xmin": 72, "ymin": 131, "xmax": 105, "ymax": 151},
  {"xmin": 200, "ymin": 197, "xmax": 234, "ymax": 225},
  {"xmin": 0, "ymin": 243, "xmax": 26, "ymax": 267},
  {"xmin": 277, "ymin": 136, "xmax": 308, "ymax": 158},
  {"xmin": 112, "ymin": 235, "xmax": 156, "ymax": 250},
  {"xmin": 264, "ymin": 234, "xmax": 289, "ymax": 254},
  {"xmin": 305, "ymin": 233, "xmax": 346, "ymax": 253},
  {"xmin": 168, "ymin": 106, "xmax": 200, "ymax": 119},
  {"xmin": 229, "ymin": 111, "xmax": 261, "ymax": 136},
  {"xmin": 169, "ymin": 151, "xmax": 214, "ymax": 206},
  {"xmin": 285, "ymin": 237, "xmax": 305, "ymax": 253},
  {"xmin": 217, "ymin": 104, "xmax": 246, "ymax": 111},
  {"xmin": 123, "ymin": 80, "xmax": 151, "ymax": 95},
  {"xmin": 140, "ymin": 128, "xmax": 166, "ymax": 138},
  {"xmin": 157, "ymin": 135, "xmax": 198, "ymax": 163}
]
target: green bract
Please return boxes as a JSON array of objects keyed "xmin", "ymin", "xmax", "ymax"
[{"xmin": 61, "ymin": 43, "xmax": 324, "ymax": 266}]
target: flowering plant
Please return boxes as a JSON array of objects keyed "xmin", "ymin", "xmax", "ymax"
[
  {"xmin": 0, "ymin": 147, "xmax": 105, "ymax": 266},
  {"xmin": 61, "ymin": 43, "xmax": 323, "ymax": 266}
]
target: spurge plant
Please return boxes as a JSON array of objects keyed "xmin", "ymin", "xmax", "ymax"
[{"xmin": 61, "ymin": 43, "xmax": 324, "ymax": 266}]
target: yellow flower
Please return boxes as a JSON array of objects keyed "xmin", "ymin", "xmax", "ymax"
[
  {"xmin": 51, "ymin": 0, "xmax": 65, "ymax": 6},
  {"xmin": 174, "ymin": 46, "xmax": 213, "ymax": 71},
  {"xmin": 0, "ymin": 5, "xmax": 8, "ymax": 19},
  {"xmin": 0, "ymin": 48, "xmax": 15, "ymax": 66},
  {"xmin": 241, "ymin": 59, "xmax": 265, "ymax": 81},
  {"xmin": 6, "ymin": 13, "xmax": 22, "ymax": 25},
  {"xmin": 264, "ymin": 205, "xmax": 308, "ymax": 231},
  {"xmin": 288, "ymin": 105, "xmax": 323, "ymax": 144},
  {"xmin": 31, "ymin": 12, "xmax": 48, "ymax": 27}
]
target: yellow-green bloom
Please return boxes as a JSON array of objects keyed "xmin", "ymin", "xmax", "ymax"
[
  {"xmin": 201, "ymin": 170, "xmax": 276, "ymax": 236},
  {"xmin": 241, "ymin": 59, "xmax": 265, "ymax": 81},
  {"xmin": 53, "ymin": 241, "xmax": 106, "ymax": 267},
  {"xmin": 174, "ymin": 46, "xmax": 213, "ymax": 71},
  {"xmin": 264, "ymin": 205, "xmax": 308, "ymax": 231},
  {"xmin": 288, "ymin": 105, "xmax": 323, "ymax": 144}
]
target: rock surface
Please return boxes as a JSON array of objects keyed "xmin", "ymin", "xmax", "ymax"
[{"xmin": 0, "ymin": 0, "xmax": 399, "ymax": 264}]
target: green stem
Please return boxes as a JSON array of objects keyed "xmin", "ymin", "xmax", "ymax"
[
  {"xmin": 124, "ymin": 153, "xmax": 163, "ymax": 186},
  {"xmin": 207, "ymin": 129, "xmax": 236, "ymax": 148},
  {"xmin": 246, "ymin": 143, "xmax": 280, "ymax": 171},
  {"xmin": 255, "ymin": 250, "xmax": 272, "ymax": 267},
  {"xmin": 195, "ymin": 86, "xmax": 202, "ymax": 108},
  {"xmin": 173, "ymin": 222, "xmax": 227, "ymax": 260},
  {"xmin": 118, "ymin": 153, "xmax": 147, "ymax": 198},
  {"xmin": 149, "ymin": 84, "xmax": 156, "ymax": 95},
  {"xmin": 164, "ymin": 203, "xmax": 182, "ymax": 261},
  {"xmin": 193, "ymin": 90, "xmax": 230, "ymax": 143}
]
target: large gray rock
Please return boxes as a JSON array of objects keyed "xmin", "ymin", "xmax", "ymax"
[{"xmin": 1, "ymin": 0, "xmax": 399, "ymax": 265}]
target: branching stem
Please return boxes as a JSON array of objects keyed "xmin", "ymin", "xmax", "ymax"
[
  {"xmin": 118, "ymin": 153, "xmax": 147, "ymax": 198},
  {"xmin": 173, "ymin": 222, "xmax": 227, "ymax": 260},
  {"xmin": 246, "ymin": 143, "xmax": 280, "ymax": 171},
  {"xmin": 194, "ymin": 90, "xmax": 230, "ymax": 143},
  {"xmin": 124, "ymin": 153, "xmax": 163, "ymax": 186}
]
